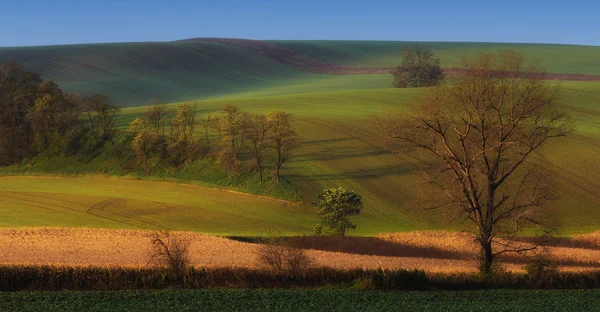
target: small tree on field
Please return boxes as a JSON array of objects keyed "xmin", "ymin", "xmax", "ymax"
[
  {"xmin": 313, "ymin": 187, "xmax": 363, "ymax": 236},
  {"xmin": 392, "ymin": 46, "xmax": 444, "ymax": 88},
  {"xmin": 375, "ymin": 50, "xmax": 570, "ymax": 273}
]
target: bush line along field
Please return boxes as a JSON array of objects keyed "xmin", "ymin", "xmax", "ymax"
[
  {"xmin": 2, "ymin": 289, "xmax": 600, "ymax": 311},
  {"xmin": 3, "ymin": 81, "xmax": 600, "ymax": 235}
]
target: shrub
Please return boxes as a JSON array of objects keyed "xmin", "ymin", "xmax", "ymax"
[
  {"xmin": 149, "ymin": 231, "xmax": 191, "ymax": 281},
  {"xmin": 524, "ymin": 251, "xmax": 559, "ymax": 289},
  {"xmin": 257, "ymin": 238, "xmax": 313, "ymax": 275}
]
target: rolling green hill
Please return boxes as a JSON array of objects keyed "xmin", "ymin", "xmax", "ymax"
[
  {"xmin": 0, "ymin": 176, "xmax": 313, "ymax": 235},
  {"xmin": 2, "ymin": 39, "xmax": 600, "ymax": 235},
  {"xmin": 4, "ymin": 81, "xmax": 600, "ymax": 235},
  {"xmin": 270, "ymin": 40, "xmax": 600, "ymax": 74},
  {"xmin": 1, "ymin": 40, "xmax": 599, "ymax": 108},
  {"xmin": 0, "ymin": 41, "xmax": 370, "ymax": 107},
  {"xmin": 119, "ymin": 82, "xmax": 600, "ymax": 235}
]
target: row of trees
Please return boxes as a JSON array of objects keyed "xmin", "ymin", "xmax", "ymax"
[
  {"xmin": 0, "ymin": 62, "xmax": 120, "ymax": 166},
  {"xmin": 0, "ymin": 61, "xmax": 298, "ymax": 184},
  {"xmin": 129, "ymin": 103, "xmax": 297, "ymax": 183}
]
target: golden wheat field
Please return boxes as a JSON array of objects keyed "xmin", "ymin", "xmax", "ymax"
[{"xmin": 1, "ymin": 228, "xmax": 600, "ymax": 273}]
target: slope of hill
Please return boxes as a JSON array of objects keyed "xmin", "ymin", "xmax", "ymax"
[
  {"xmin": 5, "ymin": 82, "xmax": 599, "ymax": 235},
  {"xmin": 0, "ymin": 177, "xmax": 313, "ymax": 235},
  {"xmin": 270, "ymin": 40, "xmax": 600, "ymax": 74},
  {"xmin": 118, "ymin": 81, "xmax": 600, "ymax": 234},
  {"xmin": 2, "ymin": 40, "xmax": 600, "ymax": 107},
  {"xmin": 0, "ymin": 41, "xmax": 351, "ymax": 107}
]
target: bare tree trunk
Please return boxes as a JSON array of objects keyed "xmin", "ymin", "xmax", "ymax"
[
  {"xmin": 87, "ymin": 112, "xmax": 98, "ymax": 142},
  {"xmin": 257, "ymin": 157, "xmax": 263, "ymax": 183},
  {"xmin": 480, "ymin": 238, "xmax": 494, "ymax": 274},
  {"xmin": 143, "ymin": 155, "xmax": 151, "ymax": 175},
  {"xmin": 274, "ymin": 165, "xmax": 280, "ymax": 183}
]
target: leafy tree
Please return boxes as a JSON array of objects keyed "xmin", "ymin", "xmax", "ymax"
[
  {"xmin": 392, "ymin": 46, "xmax": 444, "ymax": 88},
  {"xmin": 27, "ymin": 81, "xmax": 81, "ymax": 155},
  {"xmin": 0, "ymin": 61, "xmax": 42, "ymax": 165},
  {"xmin": 266, "ymin": 111, "xmax": 297, "ymax": 183},
  {"xmin": 129, "ymin": 118, "xmax": 161, "ymax": 174},
  {"xmin": 313, "ymin": 187, "xmax": 363, "ymax": 236},
  {"xmin": 80, "ymin": 94, "xmax": 120, "ymax": 142},
  {"xmin": 375, "ymin": 50, "xmax": 570, "ymax": 273}
]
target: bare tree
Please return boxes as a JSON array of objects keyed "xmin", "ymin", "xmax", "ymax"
[
  {"xmin": 247, "ymin": 114, "xmax": 269, "ymax": 183},
  {"xmin": 149, "ymin": 231, "xmax": 191, "ymax": 280},
  {"xmin": 199, "ymin": 115, "xmax": 212, "ymax": 145},
  {"xmin": 81, "ymin": 94, "xmax": 120, "ymax": 142},
  {"xmin": 146, "ymin": 104, "xmax": 167, "ymax": 136},
  {"xmin": 257, "ymin": 237, "xmax": 313, "ymax": 275},
  {"xmin": 266, "ymin": 111, "xmax": 298, "ymax": 183},
  {"xmin": 375, "ymin": 50, "xmax": 570, "ymax": 273}
]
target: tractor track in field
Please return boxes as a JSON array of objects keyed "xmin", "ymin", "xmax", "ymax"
[
  {"xmin": 186, "ymin": 38, "xmax": 600, "ymax": 82},
  {"xmin": 0, "ymin": 192, "xmax": 168, "ymax": 230}
]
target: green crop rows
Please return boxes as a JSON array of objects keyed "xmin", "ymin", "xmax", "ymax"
[{"xmin": 2, "ymin": 289, "xmax": 599, "ymax": 312}]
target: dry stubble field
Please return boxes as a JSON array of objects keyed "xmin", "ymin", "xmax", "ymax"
[{"xmin": 2, "ymin": 228, "xmax": 600, "ymax": 273}]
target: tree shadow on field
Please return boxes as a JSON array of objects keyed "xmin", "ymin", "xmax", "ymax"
[
  {"xmin": 298, "ymin": 148, "xmax": 389, "ymax": 162},
  {"xmin": 286, "ymin": 164, "xmax": 412, "ymax": 181},
  {"xmin": 285, "ymin": 236, "xmax": 469, "ymax": 260},
  {"xmin": 301, "ymin": 138, "xmax": 353, "ymax": 146}
]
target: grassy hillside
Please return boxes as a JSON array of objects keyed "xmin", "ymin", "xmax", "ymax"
[
  {"xmin": 5, "ymin": 81, "xmax": 600, "ymax": 235},
  {"xmin": 2, "ymin": 40, "xmax": 599, "ymax": 108},
  {"xmin": 270, "ymin": 40, "xmax": 600, "ymax": 74},
  {"xmin": 0, "ymin": 41, "xmax": 390, "ymax": 107},
  {"xmin": 120, "ymin": 82, "xmax": 600, "ymax": 234},
  {"xmin": 0, "ymin": 177, "xmax": 314, "ymax": 235}
]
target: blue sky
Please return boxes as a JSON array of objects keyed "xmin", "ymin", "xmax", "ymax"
[{"xmin": 1, "ymin": 0, "xmax": 598, "ymax": 47}]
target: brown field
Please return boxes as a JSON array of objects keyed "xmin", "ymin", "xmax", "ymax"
[{"xmin": 1, "ymin": 227, "xmax": 600, "ymax": 273}]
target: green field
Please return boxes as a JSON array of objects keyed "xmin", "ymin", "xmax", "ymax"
[
  {"xmin": 119, "ymin": 81, "xmax": 600, "ymax": 235},
  {"xmin": 3, "ymin": 81, "xmax": 600, "ymax": 235},
  {"xmin": 1, "ymin": 40, "xmax": 599, "ymax": 107},
  {"xmin": 1, "ymin": 289, "xmax": 598, "ymax": 312},
  {"xmin": 271, "ymin": 40, "xmax": 600, "ymax": 74},
  {"xmin": 0, "ymin": 177, "xmax": 315, "ymax": 235},
  {"xmin": 1, "ymin": 40, "xmax": 600, "ymax": 235}
]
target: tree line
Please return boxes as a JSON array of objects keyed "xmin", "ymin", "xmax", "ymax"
[
  {"xmin": 0, "ymin": 61, "xmax": 120, "ymax": 166},
  {"xmin": 129, "ymin": 102, "xmax": 297, "ymax": 183},
  {"xmin": 0, "ymin": 61, "xmax": 297, "ymax": 184}
]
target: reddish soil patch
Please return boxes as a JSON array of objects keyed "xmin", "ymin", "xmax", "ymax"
[{"xmin": 183, "ymin": 38, "xmax": 600, "ymax": 82}]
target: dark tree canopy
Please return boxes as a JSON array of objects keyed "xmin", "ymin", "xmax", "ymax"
[
  {"xmin": 392, "ymin": 46, "xmax": 444, "ymax": 88},
  {"xmin": 0, "ymin": 61, "xmax": 42, "ymax": 165},
  {"xmin": 314, "ymin": 187, "xmax": 363, "ymax": 236},
  {"xmin": 377, "ymin": 50, "xmax": 570, "ymax": 273}
]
